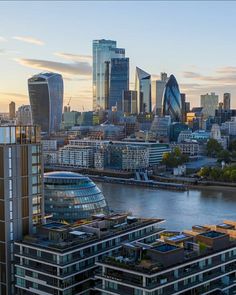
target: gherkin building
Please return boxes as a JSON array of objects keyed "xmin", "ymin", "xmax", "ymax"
[{"xmin": 162, "ymin": 74, "xmax": 182, "ymax": 122}]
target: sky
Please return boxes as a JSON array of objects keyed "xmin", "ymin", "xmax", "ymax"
[{"xmin": 1, "ymin": 1, "xmax": 236, "ymax": 112}]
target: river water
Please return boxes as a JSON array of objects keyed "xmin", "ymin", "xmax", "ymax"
[{"xmin": 96, "ymin": 182, "xmax": 236, "ymax": 231}]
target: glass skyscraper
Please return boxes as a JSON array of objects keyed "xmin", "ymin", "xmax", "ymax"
[
  {"xmin": 28, "ymin": 72, "xmax": 63, "ymax": 134},
  {"xmin": 109, "ymin": 58, "xmax": 129, "ymax": 111},
  {"xmin": 162, "ymin": 74, "xmax": 182, "ymax": 122},
  {"xmin": 135, "ymin": 67, "xmax": 152, "ymax": 113},
  {"xmin": 93, "ymin": 39, "xmax": 128, "ymax": 111}
]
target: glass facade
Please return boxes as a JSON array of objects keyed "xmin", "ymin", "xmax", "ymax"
[
  {"xmin": 28, "ymin": 72, "xmax": 63, "ymax": 134},
  {"xmin": 44, "ymin": 171, "xmax": 108, "ymax": 222},
  {"xmin": 162, "ymin": 74, "xmax": 182, "ymax": 122},
  {"xmin": 135, "ymin": 67, "xmax": 151, "ymax": 113},
  {"xmin": 92, "ymin": 39, "xmax": 125, "ymax": 110},
  {"xmin": 123, "ymin": 90, "xmax": 138, "ymax": 114},
  {"xmin": 109, "ymin": 58, "xmax": 129, "ymax": 111}
]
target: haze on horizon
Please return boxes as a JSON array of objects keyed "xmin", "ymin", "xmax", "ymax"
[{"xmin": 0, "ymin": 1, "xmax": 236, "ymax": 112}]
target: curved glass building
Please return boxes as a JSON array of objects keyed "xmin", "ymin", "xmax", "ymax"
[
  {"xmin": 28, "ymin": 72, "xmax": 63, "ymax": 134},
  {"xmin": 44, "ymin": 171, "xmax": 108, "ymax": 223},
  {"xmin": 135, "ymin": 67, "xmax": 151, "ymax": 113},
  {"xmin": 162, "ymin": 74, "xmax": 182, "ymax": 122}
]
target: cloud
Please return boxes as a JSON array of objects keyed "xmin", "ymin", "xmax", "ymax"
[
  {"xmin": 182, "ymin": 71, "xmax": 203, "ymax": 79},
  {"xmin": 12, "ymin": 36, "xmax": 44, "ymax": 46},
  {"xmin": 54, "ymin": 52, "xmax": 92, "ymax": 62},
  {"xmin": 0, "ymin": 92, "xmax": 28, "ymax": 99},
  {"xmin": 15, "ymin": 58, "xmax": 92, "ymax": 76},
  {"xmin": 0, "ymin": 36, "xmax": 7, "ymax": 42}
]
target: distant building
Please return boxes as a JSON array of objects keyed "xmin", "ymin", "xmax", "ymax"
[
  {"xmin": 135, "ymin": 67, "xmax": 152, "ymax": 113},
  {"xmin": 221, "ymin": 117, "xmax": 236, "ymax": 136},
  {"xmin": 16, "ymin": 105, "xmax": 32, "ymax": 125},
  {"xmin": 58, "ymin": 145, "xmax": 94, "ymax": 168},
  {"xmin": 93, "ymin": 39, "xmax": 128, "ymax": 110},
  {"xmin": 210, "ymin": 124, "xmax": 228, "ymax": 149},
  {"xmin": 122, "ymin": 90, "xmax": 137, "ymax": 114},
  {"xmin": 171, "ymin": 140, "xmax": 200, "ymax": 156},
  {"xmin": 151, "ymin": 76, "xmax": 167, "ymax": 115},
  {"xmin": 150, "ymin": 115, "xmax": 171, "ymax": 142},
  {"xmin": 223, "ymin": 93, "xmax": 231, "ymax": 110},
  {"xmin": 9, "ymin": 101, "xmax": 15, "ymax": 119},
  {"xmin": 191, "ymin": 130, "xmax": 210, "ymax": 141},
  {"xmin": 28, "ymin": 72, "xmax": 63, "ymax": 134},
  {"xmin": 0, "ymin": 125, "xmax": 43, "ymax": 295},
  {"xmin": 178, "ymin": 130, "xmax": 193, "ymax": 143},
  {"xmin": 44, "ymin": 171, "xmax": 108, "ymax": 222},
  {"xmin": 169, "ymin": 122, "xmax": 188, "ymax": 142},
  {"xmin": 201, "ymin": 92, "xmax": 219, "ymax": 118},
  {"xmin": 109, "ymin": 58, "xmax": 129, "ymax": 111},
  {"xmin": 162, "ymin": 74, "xmax": 182, "ymax": 122}
]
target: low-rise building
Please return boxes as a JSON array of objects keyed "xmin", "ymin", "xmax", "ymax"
[{"xmin": 171, "ymin": 140, "xmax": 200, "ymax": 156}]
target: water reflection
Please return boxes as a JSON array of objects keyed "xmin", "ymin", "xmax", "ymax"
[{"xmin": 96, "ymin": 182, "xmax": 236, "ymax": 230}]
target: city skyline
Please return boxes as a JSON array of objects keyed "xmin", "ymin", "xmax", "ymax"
[{"xmin": 1, "ymin": 1, "xmax": 236, "ymax": 111}]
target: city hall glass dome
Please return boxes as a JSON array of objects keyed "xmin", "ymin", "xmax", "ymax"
[{"xmin": 44, "ymin": 171, "xmax": 108, "ymax": 223}]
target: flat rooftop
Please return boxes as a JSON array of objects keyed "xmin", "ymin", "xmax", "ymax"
[{"xmin": 200, "ymin": 231, "xmax": 226, "ymax": 239}]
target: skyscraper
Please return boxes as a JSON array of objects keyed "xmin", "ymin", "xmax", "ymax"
[
  {"xmin": 152, "ymin": 80, "xmax": 166, "ymax": 115},
  {"xmin": 28, "ymin": 72, "xmax": 63, "ymax": 134},
  {"xmin": 223, "ymin": 93, "xmax": 231, "ymax": 110},
  {"xmin": 9, "ymin": 101, "xmax": 15, "ymax": 120},
  {"xmin": 109, "ymin": 58, "xmax": 129, "ymax": 111},
  {"xmin": 135, "ymin": 67, "xmax": 151, "ymax": 113},
  {"xmin": 200, "ymin": 92, "xmax": 219, "ymax": 118},
  {"xmin": 0, "ymin": 125, "xmax": 44, "ymax": 295},
  {"xmin": 122, "ymin": 90, "xmax": 138, "ymax": 114},
  {"xmin": 162, "ymin": 74, "xmax": 182, "ymax": 122},
  {"xmin": 93, "ymin": 39, "xmax": 127, "ymax": 110}
]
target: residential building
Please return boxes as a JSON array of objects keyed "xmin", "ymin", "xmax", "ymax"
[
  {"xmin": 9, "ymin": 101, "xmax": 16, "ymax": 120},
  {"xmin": 95, "ymin": 221, "xmax": 236, "ymax": 295},
  {"xmin": 58, "ymin": 145, "xmax": 94, "ymax": 168},
  {"xmin": 16, "ymin": 105, "xmax": 32, "ymax": 125},
  {"xmin": 135, "ymin": 67, "xmax": 152, "ymax": 113},
  {"xmin": 201, "ymin": 92, "xmax": 219, "ymax": 118},
  {"xmin": 223, "ymin": 93, "xmax": 231, "ymax": 111},
  {"xmin": 28, "ymin": 72, "xmax": 64, "ymax": 134},
  {"xmin": 44, "ymin": 171, "xmax": 108, "ymax": 222},
  {"xmin": 68, "ymin": 139, "xmax": 170, "ymax": 167},
  {"xmin": 122, "ymin": 90, "xmax": 138, "ymax": 114},
  {"xmin": 14, "ymin": 213, "xmax": 165, "ymax": 295},
  {"xmin": 221, "ymin": 117, "xmax": 236, "ymax": 136},
  {"xmin": 162, "ymin": 75, "xmax": 182, "ymax": 122},
  {"xmin": 0, "ymin": 125, "xmax": 44, "ymax": 295}
]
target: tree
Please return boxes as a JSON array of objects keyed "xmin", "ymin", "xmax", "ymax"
[
  {"xmin": 162, "ymin": 147, "xmax": 189, "ymax": 168},
  {"xmin": 217, "ymin": 150, "xmax": 231, "ymax": 164},
  {"xmin": 206, "ymin": 139, "xmax": 223, "ymax": 157},
  {"xmin": 229, "ymin": 140, "xmax": 236, "ymax": 152}
]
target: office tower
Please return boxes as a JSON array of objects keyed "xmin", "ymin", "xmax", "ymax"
[
  {"xmin": 14, "ymin": 214, "xmax": 165, "ymax": 295},
  {"xmin": 150, "ymin": 115, "xmax": 171, "ymax": 142},
  {"xmin": 16, "ymin": 105, "xmax": 32, "ymax": 125},
  {"xmin": 162, "ymin": 74, "xmax": 182, "ymax": 122},
  {"xmin": 152, "ymin": 80, "xmax": 166, "ymax": 115},
  {"xmin": 135, "ymin": 67, "xmax": 152, "ymax": 113},
  {"xmin": 9, "ymin": 101, "xmax": 15, "ymax": 120},
  {"xmin": 122, "ymin": 90, "xmax": 137, "ymax": 114},
  {"xmin": 93, "ymin": 39, "xmax": 127, "ymax": 110},
  {"xmin": 200, "ymin": 92, "xmax": 219, "ymax": 118},
  {"xmin": 181, "ymin": 93, "xmax": 186, "ymax": 122},
  {"xmin": 223, "ymin": 93, "xmax": 231, "ymax": 110},
  {"xmin": 109, "ymin": 58, "xmax": 129, "ymax": 111},
  {"xmin": 0, "ymin": 125, "xmax": 43, "ymax": 295},
  {"xmin": 28, "ymin": 72, "xmax": 63, "ymax": 134}
]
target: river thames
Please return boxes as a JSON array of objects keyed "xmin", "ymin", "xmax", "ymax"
[{"xmin": 96, "ymin": 182, "xmax": 236, "ymax": 231}]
